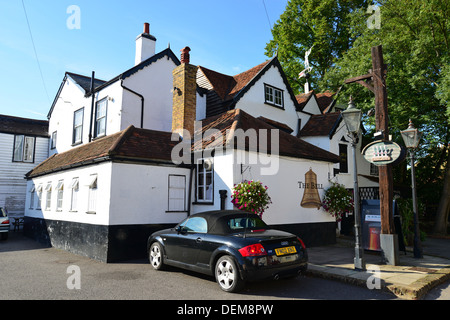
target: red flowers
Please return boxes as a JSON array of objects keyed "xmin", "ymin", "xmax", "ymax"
[{"xmin": 231, "ymin": 180, "xmax": 272, "ymax": 218}]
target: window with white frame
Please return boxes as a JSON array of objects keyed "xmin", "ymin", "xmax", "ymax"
[
  {"xmin": 95, "ymin": 98, "xmax": 107, "ymax": 138},
  {"xmin": 87, "ymin": 175, "xmax": 97, "ymax": 213},
  {"xmin": 56, "ymin": 180, "xmax": 64, "ymax": 211},
  {"xmin": 70, "ymin": 178, "xmax": 79, "ymax": 211},
  {"xmin": 45, "ymin": 182, "xmax": 52, "ymax": 210},
  {"xmin": 168, "ymin": 175, "xmax": 186, "ymax": 211},
  {"xmin": 29, "ymin": 185, "xmax": 35, "ymax": 209},
  {"xmin": 36, "ymin": 184, "xmax": 42, "ymax": 209},
  {"xmin": 196, "ymin": 159, "xmax": 213, "ymax": 203},
  {"xmin": 13, "ymin": 135, "xmax": 35, "ymax": 163},
  {"xmin": 51, "ymin": 131, "xmax": 57, "ymax": 150},
  {"xmin": 264, "ymin": 84, "xmax": 284, "ymax": 108},
  {"xmin": 73, "ymin": 108, "xmax": 84, "ymax": 145}
]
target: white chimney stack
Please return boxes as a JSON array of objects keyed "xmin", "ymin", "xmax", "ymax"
[{"xmin": 135, "ymin": 22, "xmax": 156, "ymax": 66}]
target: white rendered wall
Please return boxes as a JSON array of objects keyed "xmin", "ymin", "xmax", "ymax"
[
  {"xmin": 121, "ymin": 56, "xmax": 178, "ymax": 132},
  {"xmin": 190, "ymin": 147, "xmax": 336, "ymax": 225},
  {"xmin": 232, "ymin": 149, "xmax": 335, "ymax": 226},
  {"xmin": 108, "ymin": 162, "xmax": 191, "ymax": 225},
  {"xmin": 235, "ymin": 65, "xmax": 299, "ymax": 135},
  {"xmin": 25, "ymin": 162, "xmax": 113, "ymax": 226},
  {"xmin": 48, "ymin": 77, "xmax": 91, "ymax": 155}
]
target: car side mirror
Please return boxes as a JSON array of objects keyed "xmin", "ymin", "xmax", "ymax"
[{"xmin": 175, "ymin": 226, "xmax": 184, "ymax": 234}]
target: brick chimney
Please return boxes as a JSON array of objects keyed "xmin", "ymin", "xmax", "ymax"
[
  {"xmin": 135, "ymin": 22, "xmax": 157, "ymax": 65},
  {"xmin": 172, "ymin": 47, "xmax": 197, "ymax": 139}
]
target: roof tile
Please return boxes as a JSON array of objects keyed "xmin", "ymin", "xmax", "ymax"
[
  {"xmin": 194, "ymin": 109, "xmax": 339, "ymax": 163},
  {"xmin": 298, "ymin": 112, "xmax": 341, "ymax": 137},
  {"xmin": 0, "ymin": 114, "xmax": 48, "ymax": 137}
]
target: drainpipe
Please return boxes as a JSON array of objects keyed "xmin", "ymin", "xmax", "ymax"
[
  {"xmin": 219, "ymin": 190, "xmax": 227, "ymax": 210},
  {"xmin": 120, "ymin": 80, "xmax": 145, "ymax": 128},
  {"xmin": 88, "ymin": 71, "xmax": 95, "ymax": 142},
  {"xmin": 187, "ymin": 166, "xmax": 194, "ymax": 217}
]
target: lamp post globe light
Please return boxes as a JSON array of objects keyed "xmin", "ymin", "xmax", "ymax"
[
  {"xmin": 341, "ymin": 97, "xmax": 365, "ymax": 270},
  {"xmin": 400, "ymin": 119, "xmax": 423, "ymax": 258}
]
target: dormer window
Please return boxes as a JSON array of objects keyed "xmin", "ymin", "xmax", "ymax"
[{"xmin": 264, "ymin": 84, "xmax": 284, "ymax": 109}]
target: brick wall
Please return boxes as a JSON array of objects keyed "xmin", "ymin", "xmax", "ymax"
[{"xmin": 172, "ymin": 48, "xmax": 197, "ymax": 138}]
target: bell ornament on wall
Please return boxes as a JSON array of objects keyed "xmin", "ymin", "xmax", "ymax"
[{"xmin": 301, "ymin": 169, "xmax": 322, "ymax": 209}]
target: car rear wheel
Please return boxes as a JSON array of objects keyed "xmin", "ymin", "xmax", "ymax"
[
  {"xmin": 149, "ymin": 242, "xmax": 164, "ymax": 270},
  {"xmin": 215, "ymin": 255, "xmax": 244, "ymax": 293}
]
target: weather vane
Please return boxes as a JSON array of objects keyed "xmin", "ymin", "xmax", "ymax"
[{"xmin": 298, "ymin": 45, "xmax": 314, "ymax": 79}]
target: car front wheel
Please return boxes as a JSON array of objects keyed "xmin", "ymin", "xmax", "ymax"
[
  {"xmin": 215, "ymin": 255, "xmax": 244, "ymax": 293},
  {"xmin": 149, "ymin": 242, "xmax": 164, "ymax": 270}
]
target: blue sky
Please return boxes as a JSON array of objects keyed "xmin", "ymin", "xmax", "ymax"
[{"xmin": 0, "ymin": 0, "xmax": 288, "ymax": 120}]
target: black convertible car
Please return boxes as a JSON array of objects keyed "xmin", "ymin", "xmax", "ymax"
[{"xmin": 147, "ymin": 210, "xmax": 308, "ymax": 292}]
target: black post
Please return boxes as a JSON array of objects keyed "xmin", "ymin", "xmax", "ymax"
[
  {"xmin": 89, "ymin": 71, "xmax": 95, "ymax": 142},
  {"xmin": 219, "ymin": 190, "xmax": 227, "ymax": 210},
  {"xmin": 410, "ymin": 150, "xmax": 423, "ymax": 258}
]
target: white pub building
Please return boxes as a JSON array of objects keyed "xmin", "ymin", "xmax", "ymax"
[{"xmin": 24, "ymin": 23, "xmax": 378, "ymax": 262}]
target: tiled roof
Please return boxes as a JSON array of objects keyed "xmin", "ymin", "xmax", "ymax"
[
  {"xmin": 0, "ymin": 114, "xmax": 48, "ymax": 137},
  {"xmin": 228, "ymin": 60, "xmax": 272, "ymax": 98},
  {"xmin": 27, "ymin": 109, "xmax": 339, "ymax": 178},
  {"xmin": 198, "ymin": 59, "xmax": 272, "ymax": 102},
  {"xmin": 199, "ymin": 56, "xmax": 300, "ymax": 117},
  {"xmin": 257, "ymin": 116, "xmax": 293, "ymax": 134},
  {"xmin": 316, "ymin": 91, "xmax": 335, "ymax": 113},
  {"xmin": 48, "ymin": 48, "xmax": 180, "ymax": 119},
  {"xmin": 194, "ymin": 109, "xmax": 339, "ymax": 163},
  {"xmin": 296, "ymin": 90, "xmax": 336, "ymax": 113},
  {"xmin": 298, "ymin": 112, "xmax": 341, "ymax": 138},
  {"xmin": 296, "ymin": 91, "xmax": 314, "ymax": 111},
  {"xmin": 198, "ymin": 66, "xmax": 235, "ymax": 100},
  {"xmin": 66, "ymin": 72, "xmax": 106, "ymax": 94},
  {"xmin": 26, "ymin": 126, "xmax": 182, "ymax": 178}
]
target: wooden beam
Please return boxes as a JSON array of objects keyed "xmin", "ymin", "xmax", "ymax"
[
  {"xmin": 371, "ymin": 45, "xmax": 395, "ymax": 235},
  {"xmin": 344, "ymin": 73, "xmax": 373, "ymax": 84},
  {"xmin": 355, "ymin": 80, "xmax": 375, "ymax": 93},
  {"xmin": 343, "ymin": 46, "xmax": 395, "ymax": 236}
]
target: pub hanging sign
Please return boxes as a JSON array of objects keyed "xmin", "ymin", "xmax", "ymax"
[{"xmin": 361, "ymin": 140, "xmax": 405, "ymax": 166}]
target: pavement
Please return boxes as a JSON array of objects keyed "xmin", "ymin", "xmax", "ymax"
[{"xmin": 306, "ymin": 235, "xmax": 450, "ymax": 300}]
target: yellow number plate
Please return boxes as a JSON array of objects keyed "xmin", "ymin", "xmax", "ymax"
[{"xmin": 275, "ymin": 246, "xmax": 297, "ymax": 256}]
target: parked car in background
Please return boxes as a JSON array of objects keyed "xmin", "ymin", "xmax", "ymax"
[
  {"xmin": 147, "ymin": 210, "xmax": 308, "ymax": 292},
  {"xmin": 0, "ymin": 207, "xmax": 10, "ymax": 240}
]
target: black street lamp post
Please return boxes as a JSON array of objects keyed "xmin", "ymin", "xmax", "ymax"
[
  {"xmin": 400, "ymin": 119, "xmax": 423, "ymax": 259},
  {"xmin": 341, "ymin": 97, "xmax": 366, "ymax": 270}
]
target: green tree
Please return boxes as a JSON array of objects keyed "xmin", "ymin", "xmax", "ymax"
[
  {"xmin": 321, "ymin": 0, "xmax": 450, "ymax": 235},
  {"xmin": 267, "ymin": 0, "xmax": 450, "ymax": 234},
  {"xmin": 265, "ymin": 0, "xmax": 369, "ymax": 94}
]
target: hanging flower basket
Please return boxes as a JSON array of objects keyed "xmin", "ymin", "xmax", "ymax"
[
  {"xmin": 321, "ymin": 182, "xmax": 354, "ymax": 222},
  {"xmin": 231, "ymin": 180, "xmax": 272, "ymax": 218}
]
